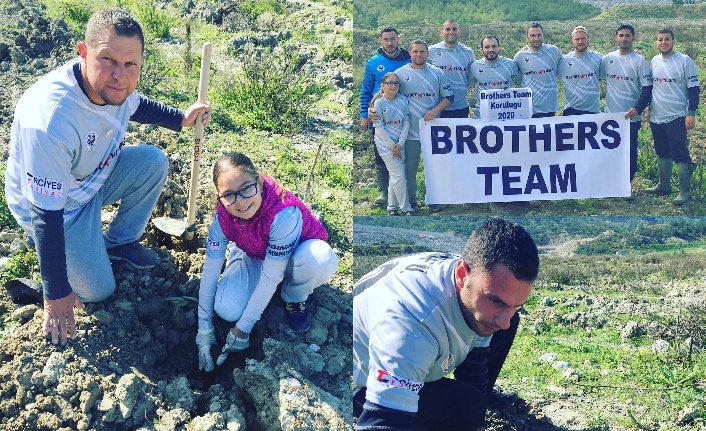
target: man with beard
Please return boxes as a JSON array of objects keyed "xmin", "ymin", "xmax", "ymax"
[
  {"xmin": 360, "ymin": 28, "xmax": 412, "ymax": 207},
  {"xmin": 513, "ymin": 22, "xmax": 562, "ymax": 118},
  {"xmin": 428, "ymin": 19, "xmax": 476, "ymax": 119},
  {"xmin": 600, "ymin": 24, "xmax": 653, "ymax": 185},
  {"xmin": 468, "ymin": 35, "xmax": 521, "ymax": 118},
  {"xmin": 558, "ymin": 26, "xmax": 602, "ymax": 116},
  {"xmin": 4, "ymin": 8, "xmax": 210, "ymax": 345},
  {"xmin": 645, "ymin": 29, "xmax": 700, "ymax": 205},
  {"xmin": 353, "ymin": 219, "xmax": 539, "ymax": 431}
]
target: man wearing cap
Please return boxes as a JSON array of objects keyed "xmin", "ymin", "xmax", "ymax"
[
  {"xmin": 558, "ymin": 26, "xmax": 602, "ymax": 116},
  {"xmin": 513, "ymin": 22, "xmax": 562, "ymax": 118},
  {"xmin": 428, "ymin": 19, "xmax": 476, "ymax": 119},
  {"xmin": 645, "ymin": 28, "xmax": 700, "ymax": 205},
  {"xmin": 600, "ymin": 24, "xmax": 653, "ymax": 184}
]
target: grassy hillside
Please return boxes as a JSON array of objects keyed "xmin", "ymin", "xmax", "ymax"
[{"xmin": 353, "ymin": 0, "xmax": 600, "ymax": 31}]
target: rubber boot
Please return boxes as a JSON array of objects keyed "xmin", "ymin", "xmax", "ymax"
[
  {"xmin": 645, "ymin": 158, "xmax": 673, "ymax": 195},
  {"xmin": 374, "ymin": 167, "xmax": 389, "ymax": 207},
  {"xmin": 673, "ymin": 162, "xmax": 692, "ymax": 205}
]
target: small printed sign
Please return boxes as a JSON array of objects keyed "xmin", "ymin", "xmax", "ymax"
[{"xmin": 479, "ymin": 87, "xmax": 533, "ymax": 121}]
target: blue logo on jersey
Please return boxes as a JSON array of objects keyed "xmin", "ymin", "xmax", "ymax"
[
  {"xmin": 478, "ymin": 68, "xmax": 484, "ymax": 73},
  {"xmin": 524, "ymin": 57, "xmax": 530, "ymax": 63},
  {"xmin": 377, "ymin": 65, "xmax": 385, "ymax": 72},
  {"xmin": 86, "ymin": 131, "xmax": 96, "ymax": 151}
]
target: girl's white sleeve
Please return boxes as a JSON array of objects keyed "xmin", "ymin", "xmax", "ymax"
[
  {"xmin": 398, "ymin": 104, "xmax": 411, "ymax": 147},
  {"xmin": 235, "ymin": 206, "xmax": 303, "ymax": 334},
  {"xmin": 198, "ymin": 213, "xmax": 228, "ymax": 330},
  {"xmin": 372, "ymin": 99, "xmax": 395, "ymax": 148}
]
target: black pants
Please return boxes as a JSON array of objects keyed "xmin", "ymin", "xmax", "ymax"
[
  {"xmin": 562, "ymin": 107, "xmax": 596, "ymax": 116},
  {"xmin": 354, "ymin": 311, "xmax": 521, "ymax": 430},
  {"xmin": 629, "ymin": 121, "xmax": 640, "ymax": 181},
  {"xmin": 650, "ymin": 117, "xmax": 692, "ymax": 164},
  {"xmin": 440, "ymin": 107, "xmax": 470, "ymax": 119}
]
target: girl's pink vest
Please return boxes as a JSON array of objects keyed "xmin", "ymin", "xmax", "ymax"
[{"xmin": 216, "ymin": 175, "xmax": 328, "ymax": 260}]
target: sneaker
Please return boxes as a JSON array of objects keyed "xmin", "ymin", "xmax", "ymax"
[
  {"xmin": 285, "ymin": 300, "xmax": 312, "ymax": 334},
  {"xmin": 487, "ymin": 386, "xmax": 519, "ymax": 409},
  {"xmin": 3, "ymin": 278, "xmax": 43, "ymax": 305},
  {"xmin": 404, "ymin": 211, "xmax": 414, "ymax": 216},
  {"xmin": 107, "ymin": 241, "xmax": 160, "ymax": 270},
  {"xmin": 388, "ymin": 210, "xmax": 400, "ymax": 216}
]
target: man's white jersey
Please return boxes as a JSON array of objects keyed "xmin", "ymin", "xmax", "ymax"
[
  {"xmin": 600, "ymin": 50, "xmax": 652, "ymax": 123},
  {"xmin": 373, "ymin": 94, "xmax": 410, "ymax": 156},
  {"xmin": 514, "ymin": 44, "xmax": 562, "ymax": 114},
  {"xmin": 468, "ymin": 57, "xmax": 521, "ymax": 117},
  {"xmin": 353, "ymin": 252, "xmax": 491, "ymax": 413},
  {"xmin": 428, "ymin": 42, "xmax": 476, "ymax": 110},
  {"xmin": 394, "ymin": 64, "xmax": 453, "ymax": 140},
  {"xmin": 650, "ymin": 51, "xmax": 700, "ymax": 123},
  {"xmin": 558, "ymin": 50, "xmax": 602, "ymax": 113},
  {"xmin": 5, "ymin": 57, "xmax": 139, "ymax": 226}
]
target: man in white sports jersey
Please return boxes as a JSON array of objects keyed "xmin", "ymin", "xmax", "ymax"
[
  {"xmin": 428, "ymin": 19, "xmax": 475, "ymax": 119},
  {"xmin": 646, "ymin": 29, "xmax": 700, "ymax": 205},
  {"xmin": 468, "ymin": 35, "xmax": 521, "ymax": 118},
  {"xmin": 370, "ymin": 40, "xmax": 453, "ymax": 209},
  {"xmin": 514, "ymin": 22, "xmax": 562, "ymax": 118},
  {"xmin": 353, "ymin": 219, "xmax": 539, "ymax": 431},
  {"xmin": 4, "ymin": 8, "xmax": 210, "ymax": 345},
  {"xmin": 600, "ymin": 24, "xmax": 653, "ymax": 184},
  {"xmin": 558, "ymin": 26, "xmax": 602, "ymax": 116}
]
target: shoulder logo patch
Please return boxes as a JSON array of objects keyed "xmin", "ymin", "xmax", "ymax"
[{"xmin": 86, "ymin": 131, "xmax": 97, "ymax": 151}]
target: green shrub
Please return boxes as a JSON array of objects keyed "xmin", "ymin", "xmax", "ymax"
[
  {"xmin": 1, "ymin": 250, "xmax": 39, "ymax": 286},
  {"xmin": 216, "ymin": 44, "xmax": 316, "ymax": 134},
  {"xmin": 124, "ymin": 0, "xmax": 174, "ymax": 40}
]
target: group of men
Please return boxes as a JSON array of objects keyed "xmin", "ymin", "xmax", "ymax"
[{"xmin": 360, "ymin": 21, "xmax": 700, "ymax": 207}]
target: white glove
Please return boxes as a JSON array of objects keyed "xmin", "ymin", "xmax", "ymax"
[
  {"xmin": 215, "ymin": 329, "xmax": 250, "ymax": 366},
  {"xmin": 195, "ymin": 329, "xmax": 216, "ymax": 372}
]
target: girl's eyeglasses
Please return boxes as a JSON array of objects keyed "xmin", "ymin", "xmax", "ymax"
[
  {"xmin": 383, "ymin": 81, "xmax": 400, "ymax": 87},
  {"xmin": 217, "ymin": 180, "xmax": 258, "ymax": 206}
]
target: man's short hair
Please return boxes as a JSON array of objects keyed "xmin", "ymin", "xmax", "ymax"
[
  {"xmin": 572, "ymin": 26, "xmax": 589, "ymax": 38},
  {"xmin": 380, "ymin": 27, "xmax": 399, "ymax": 37},
  {"xmin": 461, "ymin": 219, "xmax": 539, "ymax": 282},
  {"xmin": 480, "ymin": 35, "xmax": 500, "ymax": 47},
  {"xmin": 657, "ymin": 28, "xmax": 675, "ymax": 40},
  {"xmin": 409, "ymin": 39, "xmax": 428, "ymax": 50},
  {"xmin": 615, "ymin": 24, "xmax": 635, "ymax": 36},
  {"xmin": 85, "ymin": 8, "xmax": 144, "ymax": 52},
  {"xmin": 527, "ymin": 22, "xmax": 544, "ymax": 34}
]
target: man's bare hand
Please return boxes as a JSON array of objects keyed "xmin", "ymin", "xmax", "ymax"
[
  {"xmin": 182, "ymin": 102, "xmax": 212, "ymax": 127},
  {"xmin": 686, "ymin": 115, "xmax": 696, "ymax": 130},
  {"xmin": 624, "ymin": 107, "xmax": 638, "ymax": 120},
  {"xmin": 368, "ymin": 106, "xmax": 381, "ymax": 123},
  {"xmin": 43, "ymin": 291, "xmax": 84, "ymax": 345},
  {"xmin": 361, "ymin": 118, "xmax": 371, "ymax": 130}
]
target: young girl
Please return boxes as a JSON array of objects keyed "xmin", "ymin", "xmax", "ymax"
[
  {"xmin": 195, "ymin": 152, "xmax": 339, "ymax": 371},
  {"xmin": 371, "ymin": 72, "xmax": 412, "ymax": 215}
]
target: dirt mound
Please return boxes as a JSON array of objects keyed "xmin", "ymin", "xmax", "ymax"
[{"xmin": 0, "ymin": 231, "xmax": 352, "ymax": 430}]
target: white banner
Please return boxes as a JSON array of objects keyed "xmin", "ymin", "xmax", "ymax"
[{"xmin": 420, "ymin": 113, "xmax": 631, "ymax": 204}]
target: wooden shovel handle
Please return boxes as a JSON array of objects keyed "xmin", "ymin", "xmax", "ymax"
[{"xmin": 186, "ymin": 42, "xmax": 212, "ymax": 230}]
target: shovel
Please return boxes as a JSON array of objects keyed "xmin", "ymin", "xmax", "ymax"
[{"xmin": 153, "ymin": 42, "xmax": 212, "ymax": 240}]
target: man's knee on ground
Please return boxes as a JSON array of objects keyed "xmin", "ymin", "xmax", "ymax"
[{"xmin": 78, "ymin": 278, "xmax": 117, "ymax": 303}]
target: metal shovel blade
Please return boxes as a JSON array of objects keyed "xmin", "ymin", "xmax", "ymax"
[{"xmin": 152, "ymin": 217, "xmax": 190, "ymax": 237}]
